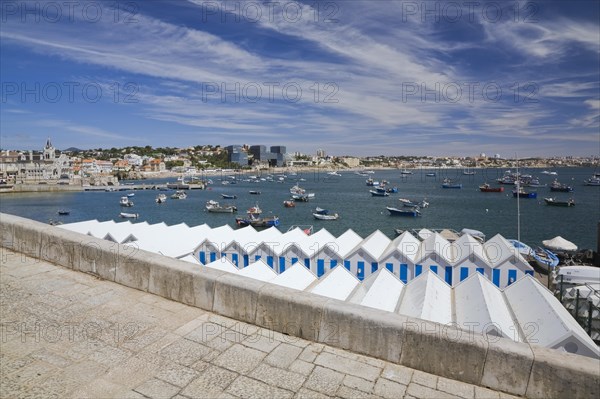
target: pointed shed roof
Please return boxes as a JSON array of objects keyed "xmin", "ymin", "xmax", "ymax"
[
  {"xmin": 349, "ymin": 268, "xmax": 404, "ymax": 312},
  {"xmin": 398, "ymin": 270, "xmax": 452, "ymax": 325},
  {"xmin": 454, "ymin": 273, "xmax": 521, "ymax": 341},
  {"xmin": 271, "ymin": 262, "xmax": 317, "ymax": 291},
  {"xmin": 380, "ymin": 231, "xmax": 421, "ymax": 262},
  {"xmin": 414, "ymin": 233, "xmax": 454, "ymax": 265},
  {"xmin": 309, "ymin": 265, "xmax": 359, "ymax": 301},
  {"xmin": 335, "ymin": 229, "xmax": 364, "ymax": 258},
  {"xmin": 238, "ymin": 259, "xmax": 277, "ymax": 282}
]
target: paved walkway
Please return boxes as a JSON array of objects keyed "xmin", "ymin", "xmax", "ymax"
[{"xmin": 0, "ymin": 249, "xmax": 516, "ymax": 399}]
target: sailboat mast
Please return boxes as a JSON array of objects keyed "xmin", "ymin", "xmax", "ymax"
[{"xmin": 516, "ymin": 154, "xmax": 520, "ymax": 243}]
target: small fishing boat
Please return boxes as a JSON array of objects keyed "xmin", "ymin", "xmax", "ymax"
[
  {"xmin": 206, "ymin": 200, "xmax": 237, "ymax": 213},
  {"xmin": 327, "ymin": 171, "xmax": 342, "ymax": 176},
  {"xmin": 463, "ymin": 169, "xmax": 476, "ymax": 175},
  {"xmin": 246, "ymin": 205, "xmax": 262, "ymax": 215},
  {"xmin": 313, "ymin": 212, "xmax": 339, "ymax": 220},
  {"xmin": 127, "ymin": 193, "xmax": 135, "ymax": 197},
  {"xmin": 441, "ymin": 179, "xmax": 462, "ymax": 189},
  {"xmin": 508, "ymin": 239, "xmax": 534, "ymax": 258},
  {"xmin": 512, "ymin": 187, "xmax": 537, "ymax": 198},
  {"xmin": 221, "ymin": 194, "xmax": 237, "ymax": 199},
  {"xmin": 400, "ymin": 169, "xmax": 413, "ymax": 175},
  {"xmin": 249, "ymin": 190, "xmax": 261, "ymax": 195},
  {"xmin": 315, "ymin": 207, "xmax": 329, "ymax": 215},
  {"xmin": 386, "ymin": 187, "xmax": 398, "ymax": 193},
  {"xmin": 57, "ymin": 210, "xmax": 70, "ymax": 215},
  {"xmin": 584, "ymin": 174, "xmax": 600, "ymax": 186},
  {"xmin": 155, "ymin": 194, "xmax": 167, "ymax": 203},
  {"xmin": 171, "ymin": 190, "xmax": 187, "ymax": 199},
  {"xmin": 120, "ymin": 196, "xmax": 134, "ymax": 207},
  {"xmin": 386, "ymin": 206, "xmax": 421, "ymax": 217},
  {"xmin": 425, "ymin": 172, "xmax": 436, "ymax": 177},
  {"xmin": 290, "ymin": 185, "xmax": 315, "ymax": 198},
  {"xmin": 544, "ymin": 197, "xmax": 575, "ymax": 207},
  {"xmin": 532, "ymin": 247, "xmax": 559, "ymax": 270},
  {"xmin": 370, "ymin": 190, "xmax": 389, "ymax": 197},
  {"xmin": 235, "ymin": 214, "xmax": 280, "ymax": 228},
  {"xmin": 398, "ymin": 198, "xmax": 429, "ymax": 208},
  {"xmin": 479, "ymin": 183, "xmax": 504, "ymax": 192},
  {"xmin": 550, "ymin": 179, "xmax": 573, "ymax": 192},
  {"xmin": 365, "ymin": 178, "xmax": 379, "ymax": 186},
  {"xmin": 283, "ymin": 200, "xmax": 295, "ymax": 208},
  {"xmin": 292, "ymin": 194, "xmax": 310, "ymax": 202},
  {"xmin": 119, "ymin": 212, "xmax": 139, "ymax": 219}
]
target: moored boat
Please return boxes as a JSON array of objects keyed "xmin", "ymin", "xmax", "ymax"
[
  {"xmin": 283, "ymin": 200, "xmax": 295, "ymax": 208},
  {"xmin": 171, "ymin": 190, "xmax": 187, "ymax": 199},
  {"xmin": 550, "ymin": 179, "xmax": 573, "ymax": 192},
  {"xmin": 57, "ymin": 210, "xmax": 70, "ymax": 215},
  {"xmin": 235, "ymin": 214, "xmax": 280, "ymax": 228},
  {"xmin": 119, "ymin": 212, "xmax": 139, "ymax": 218},
  {"xmin": 206, "ymin": 200, "xmax": 237, "ymax": 213},
  {"xmin": 512, "ymin": 187, "xmax": 537, "ymax": 198},
  {"xmin": 386, "ymin": 206, "xmax": 421, "ymax": 217},
  {"xmin": 313, "ymin": 212, "xmax": 339, "ymax": 220},
  {"xmin": 120, "ymin": 196, "xmax": 134, "ymax": 207},
  {"xmin": 365, "ymin": 178, "xmax": 379, "ymax": 186},
  {"xmin": 425, "ymin": 172, "xmax": 436, "ymax": 177},
  {"xmin": 221, "ymin": 194, "xmax": 237, "ymax": 199},
  {"xmin": 544, "ymin": 197, "xmax": 575, "ymax": 207},
  {"xmin": 479, "ymin": 183, "xmax": 504, "ymax": 192},
  {"xmin": 400, "ymin": 169, "xmax": 413, "ymax": 175},
  {"xmin": 398, "ymin": 198, "xmax": 429, "ymax": 208},
  {"xmin": 370, "ymin": 190, "xmax": 390, "ymax": 197},
  {"xmin": 249, "ymin": 190, "xmax": 261, "ymax": 195},
  {"xmin": 155, "ymin": 194, "xmax": 167, "ymax": 203},
  {"xmin": 584, "ymin": 174, "xmax": 600, "ymax": 186},
  {"xmin": 532, "ymin": 247, "xmax": 559, "ymax": 270},
  {"xmin": 442, "ymin": 179, "xmax": 462, "ymax": 189}
]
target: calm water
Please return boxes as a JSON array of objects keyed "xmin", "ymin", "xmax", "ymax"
[{"xmin": 1, "ymin": 167, "xmax": 598, "ymax": 250}]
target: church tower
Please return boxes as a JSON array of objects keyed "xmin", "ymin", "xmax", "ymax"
[{"xmin": 43, "ymin": 137, "xmax": 56, "ymax": 160}]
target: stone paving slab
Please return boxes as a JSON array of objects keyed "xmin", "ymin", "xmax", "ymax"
[{"xmin": 0, "ymin": 249, "xmax": 515, "ymax": 399}]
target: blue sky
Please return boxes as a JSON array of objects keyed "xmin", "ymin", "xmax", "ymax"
[{"xmin": 1, "ymin": 0, "xmax": 599, "ymax": 156}]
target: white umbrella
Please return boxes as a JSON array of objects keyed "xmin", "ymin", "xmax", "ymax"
[{"xmin": 542, "ymin": 236, "xmax": 578, "ymax": 252}]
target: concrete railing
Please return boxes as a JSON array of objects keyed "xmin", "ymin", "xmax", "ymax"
[{"xmin": 1, "ymin": 213, "xmax": 598, "ymax": 398}]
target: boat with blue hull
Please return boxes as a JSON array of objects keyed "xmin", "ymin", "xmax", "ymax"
[
  {"xmin": 370, "ymin": 190, "xmax": 389, "ymax": 197},
  {"xmin": 235, "ymin": 214, "xmax": 280, "ymax": 228},
  {"xmin": 386, "ymin": 207, "xmax": 421, "ymax": 217},
  {"xmin": 441, "ymin": 179, "xmax": 462, "ymax": 189},
  {"xmin": 512, "ymin": 187, "xmax": 537, "ymax": 198},
  {"xmin": 532, "ymin": 247, "xmax": 559, "ymax": 271}
]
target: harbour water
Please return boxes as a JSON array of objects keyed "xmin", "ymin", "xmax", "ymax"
[{"xmin": 1, "ymin": 167, "xmax": 598, "ymax": 250}]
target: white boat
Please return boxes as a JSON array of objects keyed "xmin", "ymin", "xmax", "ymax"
[
  {"xmin": 290, "ymin": 185, "xmax": 315, "ymax": 198},
  {"xmin": 127, "ymin": 193, "xmax": 135, "ymax": 197},
  {"xmin": 313, "ymin": 212, "xmax": 339, "ymax": 220},
  {"xmin": 327, "ymin": 171, "xmax": 342, "ymax": 176},
  {"xmin": 205, "ymin": 200, "xmax": 237, "ymax": 213},
  {"xmin": 119, "ymin": 196, "xmax": 134, "ymax": 207},
  {"xmin": 400, "ymin": 169, "xmax": 413, "ymax": 175},
  {"xmin": 155, "ymin": 194, "xmax": 167, "ymax": 203},
  {"xmin": 171, "ymin": 190, "xmax": 187, "ymax": 199},
  {"xmin": 119, "ymin": 212, "xmax": 139, "ymax": 218},
  {"xmin": 555, "ymin": 266, "xmax": 600, "ymax": 285}
]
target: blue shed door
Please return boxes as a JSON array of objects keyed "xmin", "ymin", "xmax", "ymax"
[
  {"xmin": 492, "ymin": 269, "xmax": 500, "ymax": 287},
  {"xmin": 415, "ymin": 265, "xmax": 422, "ymax": 276},
  {"xmin": 508, "ymin": 269, "xmax": 517, "ymax": 285},
  {"xmin": 385, "ymin": 263, "xmax": 394, "ymax": 273},
  {"xmin": 371, "ymin": 262, "xmax": 378, "ymax": 273},
  {"xmin": 430, "ymin": 265, "xmax": 438, "ymax": 274},
  {"xmin": 344, "ymin": 260, "xmax": 351, "ymax": 270},
  {"xmin": 317, "ymin": 259, "xmax": 325, "ymax": 277},
  {"xmin": 460, "ymin": 267, "xmax": 469, "ymax": 281},
  {"xmin": 210, "ymin": 252, "xmax": 216, "ymax": 262},
  {"xmin": 243, "ymin": 254, "xmax": 249, "ymax": 267},
  {"xmin": 267, "ymin": 256, "xmax": 274, "ymax": 268},
  {"xmin": 525, "ymin": 270, "xmax": 534, "ymax": 276},
  {"xmin": 291, "ymin": 257, "xmax": 298, "ymax": 265},
  {"xmin": 476, "ymin": 267, "xmax": 484, "ymax": 275},
  {"xmin": 330, "ymin": 259, "xmax": 338, "ymax": 269},
  {"xmin": 254, "ymin": 255, "xmax": 261, "ymax": 262},
  {"xmin": 357, "ymin": 261, "xmax": 365, "ymax": 280},
  {"xmin": 400, "ymin": 264, "xmax": 408, "ymax": 283},
  {"xmin": 445, "ymin": 266, "xmax": 453, "ymax": 285},
  {"xmin": 199, "ymin": 252, "xmax": 206, "ymax": 264},
  {"xmin": 231, "ymin": 253, "xmax": 238, "ymax": 267},
  {"xmin": 304, "ymin": 258, "xmax": 310, "ymax": 268},
  {"xmin": 279, "ymin": 257, "xmax": 286, "ymax": 273}
]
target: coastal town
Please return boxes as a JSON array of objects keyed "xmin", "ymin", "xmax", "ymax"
[{"xmin": 1, "ymin": 138, "xmax": 598, "ymax": 190}]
